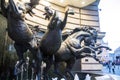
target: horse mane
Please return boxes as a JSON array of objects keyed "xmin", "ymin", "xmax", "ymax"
[
  {"xmin": 62, "ymin": 26, "xmax": 98, "ymax": 43},
  {"xmin": 71, "ymin": 26, "xmax": 97, "ymax": 35},
  {"xmin": 62, "ymin": 27, "xmax": 82, "ymax": 40}
]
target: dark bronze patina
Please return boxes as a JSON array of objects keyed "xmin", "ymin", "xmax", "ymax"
[{"xmin": 1, "ymin": 0, "xmax": 42, "ymax": 80}]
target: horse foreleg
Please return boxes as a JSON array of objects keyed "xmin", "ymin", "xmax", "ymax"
[
  {"xmin": 14, "ymin": 43, "xmax": 27, "ymax": 68},
  {"xmin": 43, "ymin": 55, "xmax": 54, "ymax": 80},
  {"xmin": 65, "ymin": 59, "xmax": 75, "ymax": 80},
  {"xmin": 14, "ymin": 43, "xmax": 28, "ymax": 79},
  {"xmin": 28, "ymin": 40, "xmax": 42, "ymax": 80},
  {"xmin": 54, "ymin": 62, "xmax": 66, "ymax": 79},
  {"xmin": 30, "ymin": 48, "xmax": 42, "ymax": 80},
  {"xmin": 35, "ymin": 50, "xmax": 42, "ymax": 80}
]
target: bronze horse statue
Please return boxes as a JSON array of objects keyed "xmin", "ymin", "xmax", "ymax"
[
  {"xmin": 1, "ymin": 0, "xmax": 42, "ymax": 79},
  {"xmin": 53, "ymin": 27, "xmax": 111, "ymax": 80},
  {"xmin": 53, "ymin": 27, "xmax": 96, "ymax": 80},
  {"xmin": 37, "ymin": 27, "xmax": 96, "ymax": 79},
  {"xmin": 39, "ymin": 9, "xmax": 74, "ymax": 79},
  {"xmin": 40, "ymin": 9, "xmax": 74, "ymax": 79}
]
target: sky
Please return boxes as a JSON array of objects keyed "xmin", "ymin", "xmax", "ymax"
[{"xmin": 98, "ymin": 0, "xmax": 120, "ymax": 52}]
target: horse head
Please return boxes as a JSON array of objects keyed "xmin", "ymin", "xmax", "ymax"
[
  {"xmin": 7, "ymin": 0, "xmax": 27, "ymax": 19},
  {"xmin": 47, "ymin": 8, "xmax": 74, "ymax": 30},
  {"xmin": 66, "ymin": 27, "xmax": 99, "ymax": 58},
  {"xmin": 8, "ymin": 0, "xmax": 40, "ymax": 19},
  {"xmin": 47, "ymin": 11, "xmax": 62, "ymax": 29},
  {"xmin": 69, "ymin": 29, "xmax": 92, "ymax": 45},
  {"xmin": 73, "ymin": 26, "xmax": 98, "ymax": 46}
]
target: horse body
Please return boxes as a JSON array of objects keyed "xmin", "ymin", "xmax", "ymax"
[
  {"xmin": 8, "ymin": 16, "xmax": 33, "ymax": 43},
  {"xmin": 55, "ymin": 42, "xmax": 72, "ymax": 61},
  {"xmin": 54, "ymin": 28, "xmax": 98, "ymax": 79},
  {"xmin": 3, "ymin": 0, "xmax": 34, "ymax": 44},
  {"xmin": 55, "ymin": 36, "xmax": 82, "ymax": 61},
  {"xmin": 55, "ymin": 31, "xmax": 91, "ymax": 61},
  {"xmin": 40, "ymin": 27, "xmax": 62, "ymax": 56},
  {"xmin": 40, "ymin": 9, "xmax": 74, "ymax": 57},
  {"xmin": 3, "ymin": 0, "xmax": 40, "ymax": 60}
]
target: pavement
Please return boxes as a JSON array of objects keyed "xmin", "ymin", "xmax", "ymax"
[
  {"xmin": 79, "ymin": 65, "xmax": 120, "ymax": 80},
  {"xmin": 94, "ymin": 65, "xmax": 120, "ymax": 80},
  {"xmin": 52, "ymin": 65, "xmax": 120, "ymax": 80}
]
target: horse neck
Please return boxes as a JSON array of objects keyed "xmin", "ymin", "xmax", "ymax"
[
  {"xmin": 66, "ymin": 32, "xmax": 79, "ymax": 39},
  {"xmin": 64, "ymin": 32, "xmax": 84, "ymax": 47},
  {"xmin": 68, "ymin": 31, "xmax": 93, "ymax": 48},
  {"xmin": 8, "ymin": 0, "xmax": 26, "ymax": 20}
]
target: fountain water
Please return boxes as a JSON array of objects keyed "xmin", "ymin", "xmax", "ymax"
[
  {"xmin": 85, "ymin": 74, "xmax": 91, "ymax": 80},
  {"xmin": 52, "ymin": 77, "xmax": 66, "ymax": 80},
  {"xmin": 74, "ymin": 74, "xmax": 79, "ymax": 80},
  {"xmin": 52, "ymin": 77, "xmax": 58, "ymax": 80},
  {"xmin": 61, "ymin": 78, "xmax": 65, "ymax": 80}
]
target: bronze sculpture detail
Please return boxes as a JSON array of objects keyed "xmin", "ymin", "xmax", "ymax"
[
  {"xmin": 39, "ymin": 9, "xmax": 74, "ymax": 80},
  {"xmin": 1, "ymin": 0, "xmax": 42, "ymax": 80}
]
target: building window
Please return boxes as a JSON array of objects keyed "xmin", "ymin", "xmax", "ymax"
[{"xmin": 85, "ymin": 59, "xmax": 88, "ymax": 62}]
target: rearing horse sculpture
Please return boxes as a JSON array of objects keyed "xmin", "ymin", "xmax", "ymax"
[
  {"xmin": 53, "ymin": 27, "xmax": 111, "ymax": 80},
  {"xmin": 1, "ymin": 0, "xmax": 42, "ymax": 80},
  {"xmin": 39, "ymin": 9, "xmax": 74, "ymax": 79},
  {"xmin": 53, "ymin": 28, "xmax": 95, "ymax": 80}
]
